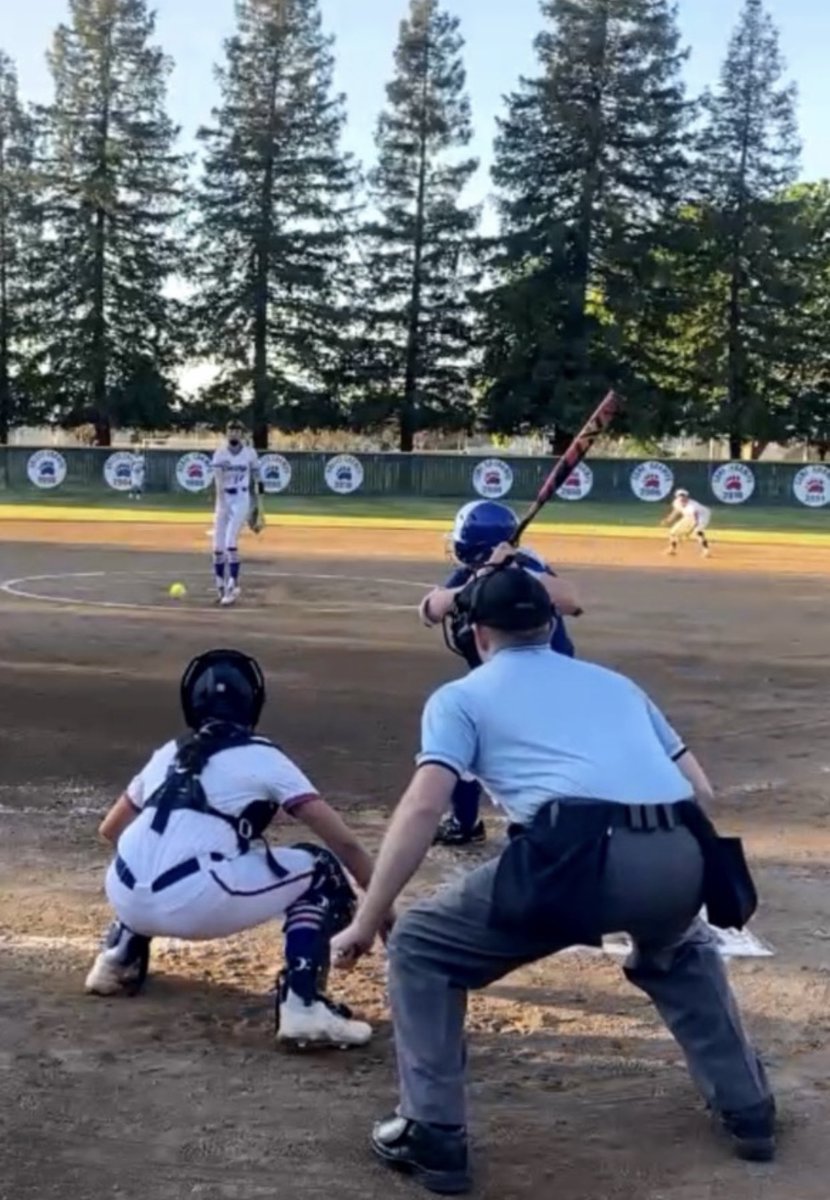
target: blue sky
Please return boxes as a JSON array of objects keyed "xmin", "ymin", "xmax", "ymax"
[{"xmin": 4, "ymin": 0, "xmax": 829, "ymax": 209}]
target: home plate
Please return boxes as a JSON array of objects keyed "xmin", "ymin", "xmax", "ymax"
[{"xmin": 599, "ymin": 923, "xmax": 774, "ymax": 960}]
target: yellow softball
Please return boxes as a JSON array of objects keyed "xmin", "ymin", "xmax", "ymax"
[{"xmin": 168, "ymin": 582, "xmax": 187, "ymax": 599}]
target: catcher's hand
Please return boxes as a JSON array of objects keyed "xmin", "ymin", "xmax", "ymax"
[{"xmin": 248, "ymin": 499, "xmax": 265, "ymax": 535}]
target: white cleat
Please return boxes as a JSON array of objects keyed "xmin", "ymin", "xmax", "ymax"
[
  {"xmin": 277, "ymin": 989, "xmax": 372, "ymax": 1049},
  {"xmin": 85, "ymin": 951, "xmax": 134, "ymax": 996},
  {"xmin": 219, "ymin": 583, "xmax": 240, "ymax": 607}
]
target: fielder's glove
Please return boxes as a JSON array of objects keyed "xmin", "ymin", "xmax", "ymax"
[{"xmin": 248, "ymin": 499, "xmax": 265, "ymax": 535}]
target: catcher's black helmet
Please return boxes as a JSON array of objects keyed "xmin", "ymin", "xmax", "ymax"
[{"xmin": 180, "ymin": 649, "xmax": 265, "ymax": 731}]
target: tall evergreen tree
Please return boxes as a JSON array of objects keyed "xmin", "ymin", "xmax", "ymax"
[
  {"xmin": 190, "ymin": 0, "xmax": 356, "ymax": 448},
  {"xmin": 35, "ymin": 0, "xmax": 186, "ymax": 445},
  {"xmin": 357, "ymin": 0, "xmax": 480, "ymax": 452},
  {"xmin": 0, "ymin": 52, "xmax": 40, "ymax": 442},
  {"xmin": 677, "ymin": 0, "xmax": 801, "ymax": 457},
  {"xmin": 483, "ymin": 0, "xmax": 691, "ymax": 445}
]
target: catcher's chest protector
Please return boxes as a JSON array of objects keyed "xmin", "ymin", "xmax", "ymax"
[{"xmin": 144, "ymin": 729, "xmax": 279, "ymax": 852}]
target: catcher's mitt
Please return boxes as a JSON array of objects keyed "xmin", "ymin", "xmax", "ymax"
[
  {"xmin": 248, "ymin": 499, "xmax": 266, "ymax": 535},
  {"xmin": 442, "ymin": 577, "xmax": 482, "ymax": 669}
]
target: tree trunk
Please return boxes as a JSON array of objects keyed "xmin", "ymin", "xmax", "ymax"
[
  {"xmin": 749, "ymin": 439, "xmax": 767, "ymax": 460},
  {"xmin": 252, "ymin": 61, "xmax": 280, "ymax": 452},
  {"xmin": 563, "ymin": 4, "xmax": 607, "ymax": 394},
  {"xmin": 725, "ymin": 56, "xmax": 755, "ymax": 468},
  {"xmin": 91, "ymin": 202, "xmax": 110, "ymax": 446},
  {"xmin": 0, "ymin": 127, "xmax": 9, "ymax": 445},
  {"xmin": 400, "ymin": 41, "xmax": 431, "ymax": 454},
  {"xmin": 91, "ymin": 30, "xmax": 113, "ymax": 448}
]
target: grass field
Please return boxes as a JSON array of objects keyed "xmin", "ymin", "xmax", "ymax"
[{"xmin": 0, "ymin": 487, "xmax": 827, "ymax": 541}]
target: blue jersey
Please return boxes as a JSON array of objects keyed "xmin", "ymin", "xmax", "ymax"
[{"xmin": 444, "ymin": 549, "xmax": 575, "ymax": 659}]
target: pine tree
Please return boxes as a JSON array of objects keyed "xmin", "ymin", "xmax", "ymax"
[
  {"xmin": 190, "ymin": 0, "xmax": 356, "ymax": 448},
  {"xmin": 483, "ymin": 0, "xmax": 691, "ymax": 445},
  {"xmin": 680, "ymin": 0, "xmax": 801, "ymax": 457},
  {"xmin": 0, "ymin": 52, "xmax": 40, "ymax": 442},
  {"xmin": 357, "ymin": 0, "xmax": 480, "ymax": 452},
  {"xmin": 35, "ymin": 0, "xmax": 186, "ymax": 445}
]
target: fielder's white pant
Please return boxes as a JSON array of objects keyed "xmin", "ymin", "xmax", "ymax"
[
  {"xmin": 213, "ymin": 495, "xmax": 249, "ymax": 555},
  {"xmin": 105, "ymin": 847, "xmax": 316, "ymax": 940},
  {"xmin": 672, "ymin": 512, "xmax": 711, "ymax": 540}
]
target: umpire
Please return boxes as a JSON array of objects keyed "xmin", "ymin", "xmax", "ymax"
[{"xmin": 333, "ymin": 565, "xmax": 775, "ymax": 1195}]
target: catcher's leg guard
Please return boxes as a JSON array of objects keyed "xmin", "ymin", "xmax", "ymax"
[
  {"xmin": 276, "ymin": 845, "xmax": 369, "ymax": 1046},
  {"xmin": 85, "ymin": 921, "xmax": 151, "ymax": 997},
  {"xmin": 279, "ymin": 844, "xmax": 357, "ymax": 1002}
]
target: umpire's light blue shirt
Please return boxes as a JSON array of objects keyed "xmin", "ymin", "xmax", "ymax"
[{"xmin": 417, "ymin": 646, "xmax": 691, "ymax": 826}]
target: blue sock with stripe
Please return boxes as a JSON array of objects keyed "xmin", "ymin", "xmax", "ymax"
[{"xmin": 283, "ymin": 901, "xmax": 327, "ymax": 1004}]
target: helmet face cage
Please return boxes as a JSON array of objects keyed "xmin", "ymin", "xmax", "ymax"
[
  {"xmin": 180, "ymin": 649, "xmax": 266, "ymax": 731},
  {"xmin": 451, "ymin": 501, "xmax": 519, "ymax": 567}
]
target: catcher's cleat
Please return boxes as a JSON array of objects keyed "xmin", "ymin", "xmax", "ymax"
[
  {"xmin": 276, "ymin": 986, "xmax": 371, "ymax": 1049},
  {"xmin": 85, "ymin": 923, "xmax": 150, "ymax": 996},
  {"xmin": 433, "ymin": 816, "xmax": 486, "ymax": 848}
]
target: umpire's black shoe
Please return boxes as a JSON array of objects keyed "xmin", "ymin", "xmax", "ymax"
[
  {"xmin": 432, "ymin": 816, "xmax": 486, "ymax": 848},
  {"xmin": 719, "ymin": 1100, "xmax": 777, "ymax": 1162},
  {"xmin": 371, "ymin": 1115, "xmax": 471, "ymax": 1195}
]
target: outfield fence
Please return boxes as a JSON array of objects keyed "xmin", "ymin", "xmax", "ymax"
[{"xmin": 0, "ymin": 445, "xmax": 828, "ymax": 510}]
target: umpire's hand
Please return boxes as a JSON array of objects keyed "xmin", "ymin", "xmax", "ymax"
[{"xmin": 332, "ymin": 908, "xmax": 396, "ymax": 969}]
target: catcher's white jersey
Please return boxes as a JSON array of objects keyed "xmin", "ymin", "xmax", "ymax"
[{"xmin": 109, "ymin": 740, "xmax": 319, "ymax": 940}]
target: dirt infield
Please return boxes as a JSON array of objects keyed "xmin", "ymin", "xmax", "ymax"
[{"xmin": 1, "ymin": 520, "xmax": 829, "ymax": 1200}]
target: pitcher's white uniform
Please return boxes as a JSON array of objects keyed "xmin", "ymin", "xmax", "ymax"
[
  {"xmin": 212, "ymin": 443, "xmax": 259, "ymax": 557},
  {"xmin": 670, "ymin": 495, "xmax": 711, "ymax": 539},
  {"xmin": 107, "ymin": 738, "xmax": 319, "ymax": 940}
]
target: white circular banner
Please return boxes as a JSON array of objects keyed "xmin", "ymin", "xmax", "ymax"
[
  {"xmin": 259, "ymin": 453, "xmax": 292, "ymax": 495},
  {"xmin": 630, "ymin": 460, "xmax": 674, "ymax": 502},
  {"xmin": 27, "ymin": 449, "xmax": 67, "ymax": 490},
  {"xmin": 175, "ymin": 452, "xmax": 213, "ymax": 493},
  {"xmin": 556, "ymin": 462, "xmax": 593, "ymax": 502},
  {"xmin": 711, "ymin": 463, "xmax": 755, "ymax": 505},
  {"xmin": 793, "ymin": 464, "xmax": 830, "ymax": 508},
  {"xmin": 472, "ymin": 458, "xmax": 514, "ymax": 500},
  {"xmin": 325, "ymin": 454, "xmax": 364, "ymax": 495},
  {"xmin": 103, "ymin": 451, "xmax": 137, "ymax": 492}
]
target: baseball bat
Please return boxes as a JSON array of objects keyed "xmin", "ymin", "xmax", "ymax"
[{"xmin": 513, "ymin": 390, "xmax": 624, "ymax": 543}]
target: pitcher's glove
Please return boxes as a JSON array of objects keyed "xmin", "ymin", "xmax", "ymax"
[{"xmin": 248, "ymin": 497, "xmax": 265, "ymax": 534}]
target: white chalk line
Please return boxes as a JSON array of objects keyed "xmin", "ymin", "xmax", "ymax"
[{"xmin": 0, "ymin": 569, "xmax": 432, "ymax": 615}]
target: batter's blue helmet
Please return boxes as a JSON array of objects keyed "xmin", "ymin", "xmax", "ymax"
[{"xmin": 452, "ymin": 501, "xmax": 519, "ymax": 567}]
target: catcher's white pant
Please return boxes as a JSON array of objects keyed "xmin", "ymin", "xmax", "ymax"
[
  {"xmin": 672, "ymin": 511, "xmax": 711, "ymax": 539},
  {"xmin": 105, "ymin": 846, "xmax": 316, "ymax": 940},
  {"xmin": 213, "ymin": 495, "xmax": 249, "ymax": 555}
]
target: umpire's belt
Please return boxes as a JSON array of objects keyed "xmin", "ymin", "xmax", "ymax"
[
  {"xmin": 507, "ymin": 801, "xmax": 681, "ymax": 840},
  {"xmin": 115, "ymin": 853, "xmax": 224, "ymax": 893}
]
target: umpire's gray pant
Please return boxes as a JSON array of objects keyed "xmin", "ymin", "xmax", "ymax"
[{"xmin": 387, "ymin": 825, "xmax": 772, "ymax": 1127}]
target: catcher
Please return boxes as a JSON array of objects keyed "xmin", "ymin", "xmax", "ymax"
[
  {"xmin": 85, "ymin": 648, "xmax": 376, "ymax": 1048},
  {"xmin": 419, "ymin": 499, "xmax": 583, "ymax": 846}
]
